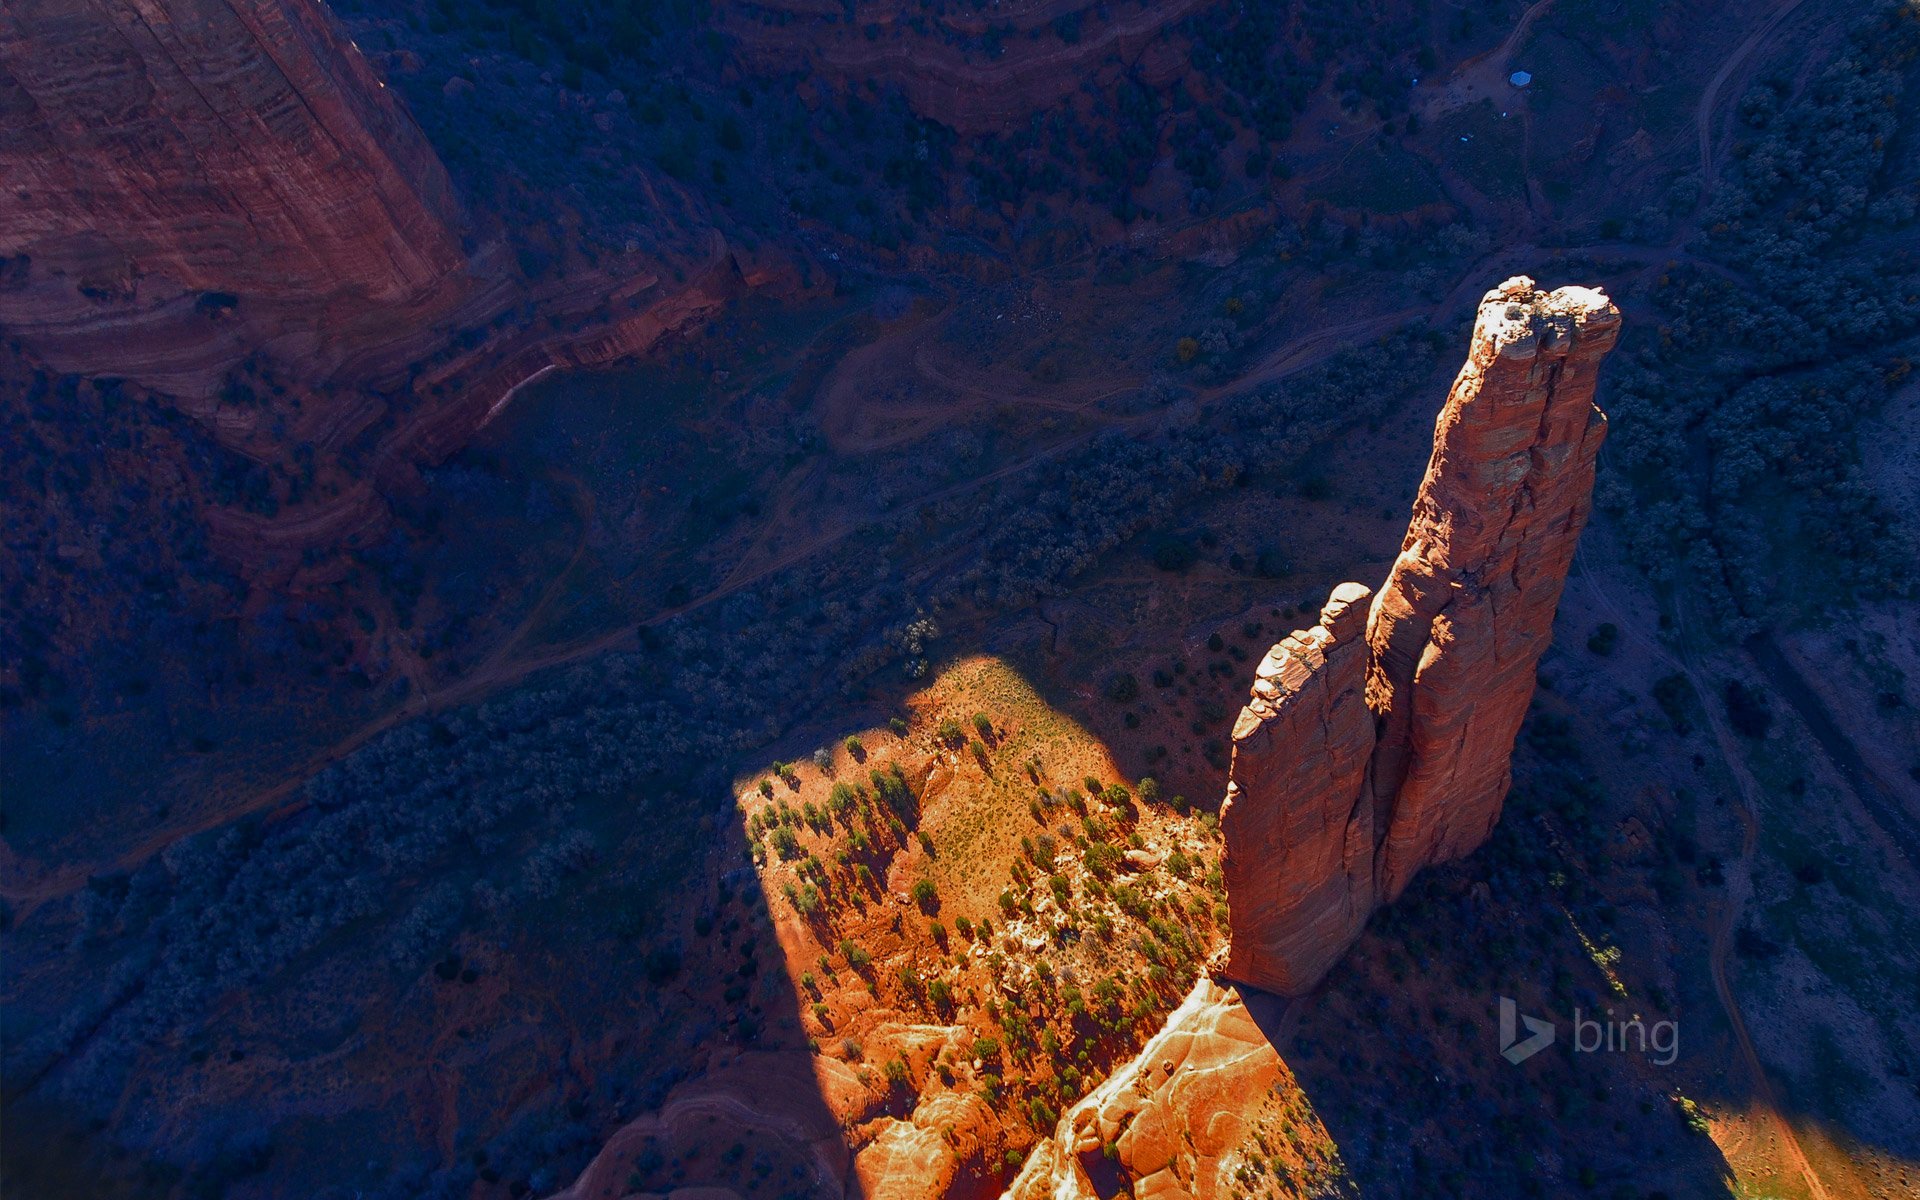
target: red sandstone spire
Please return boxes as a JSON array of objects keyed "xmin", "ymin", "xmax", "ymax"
[{"xmin": 1222, "ymin": 276, "xmax": 1622, "ymax": 997}]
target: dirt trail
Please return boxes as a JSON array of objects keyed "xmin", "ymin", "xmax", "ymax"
[
  {"xmin": 1420, "ymin": 0, "xmax": 1556, "ymax": 120},
  {"xmin": 910, "ymin": 338, "xmax": 1139, "ymax": 415},
  {"xmin": 1696, "ymin": 0, "xmax": 1814, "ymax": 186},
  {"xmin": 455, "ymin": 475, "xmax": 598, "ymax": 695},
  {"xmin": 1745, "ymin": 636, "xmax": 1920, "ymax": 870},
  {"xmin": 817, "ymin": 302, "xmax": 1141, "ymax": 455},
  {"xmin": 1574, "ymin": 544, "xmax": 1830, "ymax": 1200},
  {"xmin": 1684, "ymin": 643, "xmax": 1831, "ymax": 1200}
]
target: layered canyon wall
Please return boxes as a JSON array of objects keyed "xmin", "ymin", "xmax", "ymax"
[
  {"xmin": 0, "ymin": 0, "xmax": 803, "ymax": 585},
  {"xmin": 1223, "ymin": 276, "xmax": 1621, "ymax": 997},
  {"xmin": 0, "ymin": 0, "xmax": 472, "ymax": 393}
]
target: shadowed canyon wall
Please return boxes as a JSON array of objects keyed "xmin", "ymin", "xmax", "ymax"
[
  {"xmin": 1222, "ymin": 275, "xmax": 1621, "ymax": 997},
  {"xmin": 0, "ymin": 0, "xmax": 810, "ymax": 585},
  {"xmin": 0, "ymin": 0, "xmax": 472, "ymax": 394}
]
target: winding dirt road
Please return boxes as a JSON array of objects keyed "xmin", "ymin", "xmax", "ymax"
[
  {"xmin": 1695, "ymin": 0, "xmax": 1814, "ymax": 187},
  {"xmin": 0, "ymin": 229, "xmax": 1695, "ymax": 919},
  {"xmin": 1574, "ymin": 544, "xmax": 1830, "ymax": 1200},
  {"xmin": 0, "ymin": 295, "xmax": 1427, "ymax": 921}
]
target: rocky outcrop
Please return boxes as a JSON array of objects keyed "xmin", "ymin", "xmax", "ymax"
[
  {"xmin": 0, "ymin": 0, "xmax": 471, "ymax": 393},
  {"xmin": 854, "ymin": 1089, "xmax": 1008, "ymax": 1200},
  {"xmin": 1219, "ymin": 582, "xmax": 1378, "ymax": 996},
  {"xmin": 1222, "ymin": 277, "xmax": 1621, "ymax": 997},
  {"xmin": 1005, "ymin": 979, "xmax": 1282, "ymax": 1200},
  {"xmin": 1364, "ymin": 277, "xmax": 1620, "ymax": 903},
  {"xmin": 1005, "ymin": 978, "xmax": 1342, "ymax": 1200}
]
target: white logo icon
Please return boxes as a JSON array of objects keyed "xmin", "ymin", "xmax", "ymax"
[{"xmin": 1500, "ymin": 996, "xmax": 1555, "ymax": 1064}]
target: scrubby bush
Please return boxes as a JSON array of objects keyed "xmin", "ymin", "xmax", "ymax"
[
  {"xmin": 1600, "ymin": 2, "xmax": 1920, "ymax": 630},
  {"xmin": 910, "ymin": 878, "xmax": 940, "ymax": 912}
]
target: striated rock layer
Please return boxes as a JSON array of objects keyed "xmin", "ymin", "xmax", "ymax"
[
  {"xmin": 1222, "ymin": 276, "xmax": 1621, "ymax": 997},
  {"xmin": 0, "ymin": 0, "xmax": 813, "ymax": 584},
  {"xmin": 0, "ymin": 0, "xmax": 471, "ymax": 390},
  {"xmin": 1220, "ymin": 582, "xmax": 1378, "ymax": 996}
]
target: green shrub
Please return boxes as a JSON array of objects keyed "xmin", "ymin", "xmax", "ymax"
[{"xmin": 911, "ymin": 878, "xmax": 940, "ymax": 911}]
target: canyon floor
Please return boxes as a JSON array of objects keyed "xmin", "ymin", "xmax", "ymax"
[{"xmin": 10, "ymin": 244, "xmax": 1915, "ymax": 1198}]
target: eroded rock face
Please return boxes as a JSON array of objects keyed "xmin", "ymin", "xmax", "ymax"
[
  {"xmin": 1366, "ymin": 277, "xmax": 1620, "ymax": 903},
  {"xmin": 0, "ymin": 0, "xmax": 471, "ymax": 391},
  {"xmin": 1223, "ymin": 276, "xmax": 1621, "ymax": 996},
  {"xmin": 1005, "ymin": 979, "xmax": 1284, "ymax": 1200},
  {"xmin": 1219, "ymin": 582, "xmax": 1377, "ymax": 996},
  {"xmin": 0, "ymin": 1, "xmax": 811, "ymax": 585}
]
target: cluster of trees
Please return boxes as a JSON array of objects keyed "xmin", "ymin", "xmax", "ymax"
[
  {"xmin": 963, "ymin": 0, "xmax": 1438, "ymax": 227},
  {"xmin": 14, "ymin": 650, "xmax": 744, "ymax": 1116},
  {"xmin": 0, "ymin": 369, "xmax": 247, "ymax": 723},
  {"xmin": 952, "ymin": 780, "xmax": 1225, "ymax": 1131},
  {"xmin": 1600, "ymin": 1, "xmax": 1920, "ymax": 633},
  {"xmin": 749, "ymin": 762, "xmax": 920, "ymax": 921},
  {"xmin": 362, "ymin": 0, "xmax": 1470, "ymax": 269},
  {"xmin": 947, "ymin": 327, "xmax": 1439, "ymax": 609}
]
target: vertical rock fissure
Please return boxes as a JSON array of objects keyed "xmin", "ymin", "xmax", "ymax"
[{"xmin": 1220, "ymin": 276, "xmax": 1621, "ymax": 996}]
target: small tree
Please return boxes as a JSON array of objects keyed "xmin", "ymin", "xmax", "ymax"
[
  {"xmin": 929, "ymin": 978, "xmax": 955, "ymax": 1014},
  {"xmin": 911, "ymin": 878, "xmax": 940, "ymax": 912}
]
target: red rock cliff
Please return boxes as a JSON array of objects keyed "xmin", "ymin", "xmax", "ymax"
[
  {"xmin": 1222, "ymin": 276, "xmax": 1620, "ymax": 997},
  {"xmin": 0, "ymin": 0, "xmax": 470, "ymax": 391},
  {"xmin": 1219, "ymin": 582, "xmax": 1378, "ymax": 996},
  {"xmin": 0, "ymin": 0, "xmax": 813, "ymax": 585}
]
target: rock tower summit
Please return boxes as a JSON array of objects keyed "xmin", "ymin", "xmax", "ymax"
[{"xmin": 1222, "ymin": 277, "xmax": 1621, "ymax": 996}]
